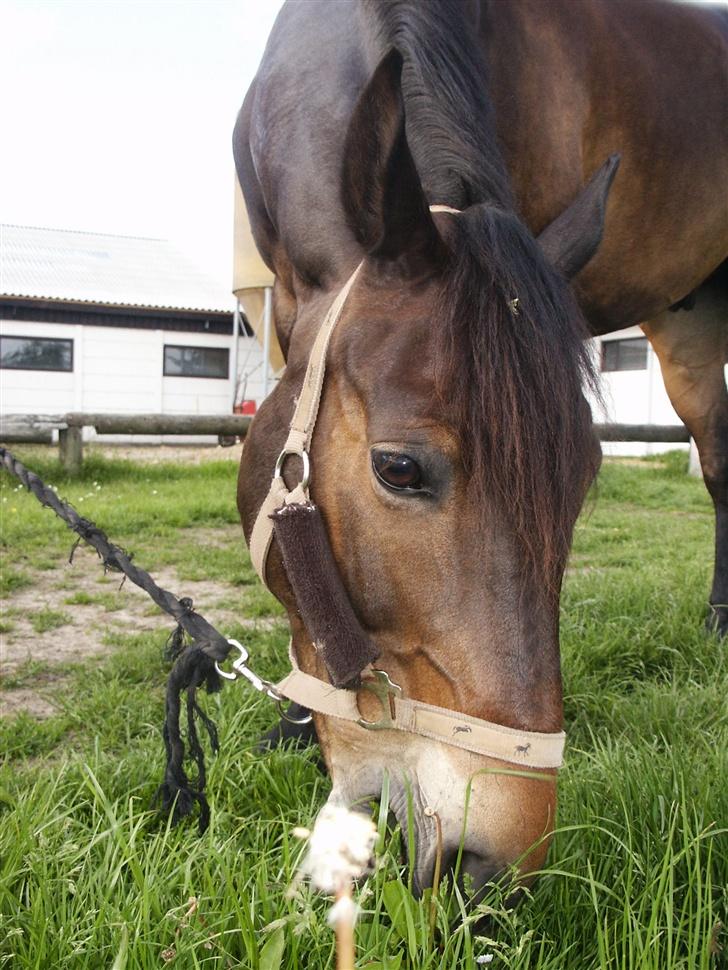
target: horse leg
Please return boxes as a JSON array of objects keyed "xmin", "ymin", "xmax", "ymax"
[{"xmin": 641, "ymin": 266, "xmax": 728, "ymax": 634}]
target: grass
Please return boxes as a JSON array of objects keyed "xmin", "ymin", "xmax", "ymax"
[
  {"xmin": 28, "ymin": 608, "xmax": 72, "ymax": 634},
  {"xmin": 64, "ymin": 590, "xmax": 127, "ymax": 612},
  {"xmin": 0, "ymin": 447, "xmax": 726, "ymax": 969}
]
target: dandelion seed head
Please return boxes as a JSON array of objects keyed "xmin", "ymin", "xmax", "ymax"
[{"xmin": 297, "ymin": 805, "xmax": 376, "ymax": 894}]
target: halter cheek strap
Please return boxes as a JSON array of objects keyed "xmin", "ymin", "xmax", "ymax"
[
  {"xmin": 249, "ymin": 261, "xmax": 363, "ymax": 587},
  {"xmin": 250, "ymin": 204, "xmax": 464, "ymax": 585}
]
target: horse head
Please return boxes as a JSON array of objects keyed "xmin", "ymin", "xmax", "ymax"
[{"xmin": 237, "ymin": 50, "xmax": 618, "ymax": 898}]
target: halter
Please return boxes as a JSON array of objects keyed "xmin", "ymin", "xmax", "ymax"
[{"xmin": 243, "ymin": 206, "xmax": 566, "ymax": 771}]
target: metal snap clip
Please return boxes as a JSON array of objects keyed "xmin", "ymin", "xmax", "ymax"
[
  {"xmin": 215, "ymin": 639, "xmax": 250, "ymax": 681},
  {"xmin": 215, "ymin": 639, "xmax": 282, "ymax": 701}
]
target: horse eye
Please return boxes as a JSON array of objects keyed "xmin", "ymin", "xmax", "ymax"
[{"xmin": 372, "ymin": 451, "xmax": 423, "ymax": 491}]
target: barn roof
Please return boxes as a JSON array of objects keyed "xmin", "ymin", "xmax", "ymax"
[{"xmin": 0, "ymin": 224, "xmax": 233, "ymax": 314}]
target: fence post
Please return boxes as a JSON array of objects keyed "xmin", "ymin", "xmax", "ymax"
[{"xmin": 59, "ymin": 427, "xmax": 83, "ymax": 474}]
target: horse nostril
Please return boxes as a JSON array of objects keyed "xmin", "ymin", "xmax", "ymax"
[
  {"xmin": 413, "ymin": 846, "xmax": 499, "ymax": 901},
  {"xmin": 455, "ymin": 851, "xmax": 499, "ymax": 900}
]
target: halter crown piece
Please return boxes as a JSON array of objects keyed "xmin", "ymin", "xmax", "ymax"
[{"xmin": 243, "ymin": 205, "xmax": 565, "ymax": 770}]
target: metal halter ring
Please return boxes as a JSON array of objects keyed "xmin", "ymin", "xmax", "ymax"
[
  {"xmin": 274, "ymin": 447, "xmax": 310, "ymax": 492},
  {"xmin": 277, "ymin": 699, "xmax": 313, "ymax": 725}
]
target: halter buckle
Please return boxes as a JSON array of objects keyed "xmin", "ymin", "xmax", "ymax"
[{"xmin": 356, "ymin": 669, "xmax": 403, "ymax": 730}]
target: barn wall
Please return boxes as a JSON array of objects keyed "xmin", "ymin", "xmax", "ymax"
[
  {"xmin": 587, "ymin": 326, "xmax": 686, "ymax": 458},
  {"xmin": 0, "ymin": 318, "xmax": 269, "ymax": 443},
  {"xmin": 1, "ymin": 317, "xmax": 699, "ymax": 456}
]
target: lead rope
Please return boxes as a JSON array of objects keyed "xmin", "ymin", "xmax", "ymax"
[{"xmin": 0, "ymin": 446, "xmax": 281, "ymax": 831}]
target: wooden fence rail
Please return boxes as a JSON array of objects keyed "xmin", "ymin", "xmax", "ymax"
[
  {"xmin": 594, "ymin": 423, "xmax": 690, "ymax": 443},
  {"xmin": 0, "ymin": 412, "xmax": 690, "ymax": 473},
  {"xmin": 0, "ymin": 412, "xmax": 252, "ymax": 472}
]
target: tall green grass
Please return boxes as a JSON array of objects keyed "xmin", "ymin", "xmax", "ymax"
[{"xmin": 1, "ymin": 449, "xmax": 726, "ymax": 968}]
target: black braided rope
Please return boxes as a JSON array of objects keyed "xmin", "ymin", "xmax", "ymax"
[{"xmin": 0, "ymin": 445, "xmax": 235, "ymax": 832}]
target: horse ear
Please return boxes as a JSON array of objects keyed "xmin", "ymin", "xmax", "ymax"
[
  {"xmin": 538, "ymin": 154, "xmax": 621, "ymax": 279},
  {"xmin": 341, "ymin": 49, "xmax": 442, "ymax": 266}
]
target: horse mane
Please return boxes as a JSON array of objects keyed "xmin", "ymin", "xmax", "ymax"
[{"xmin": 366, "ymin": 0, "xmax": 601, "ymax": 591}]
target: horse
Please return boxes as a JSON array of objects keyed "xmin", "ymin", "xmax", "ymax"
[{"xmin": 232, "ymin": 0, "xmax": 728, "ymax": 898}]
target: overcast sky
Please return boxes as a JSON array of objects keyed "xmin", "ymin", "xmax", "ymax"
[
  {"xmin": 1, "ymin": 0, "xmax": 723, "ymax": 305},
  {"xmin": 0, "ymin": 0, "xmax": 285, "ymax": 300}
]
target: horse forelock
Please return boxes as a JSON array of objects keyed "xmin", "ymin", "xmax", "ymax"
[
  {"xmin": 434, "ymin": 206, "xmax": 601, "ymax": 593},
  {"xmin": 363, "ymin": 0, "xmax": 601, "ymax": 592}
]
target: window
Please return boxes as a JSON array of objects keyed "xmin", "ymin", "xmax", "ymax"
[
  {"xmin": 0, "ymin": 335, "xmax": 73, "ymax": 371},
  {"xmin": 601, "ymin": 337, "xmax": 648, "ymax": 372},
  {"xmin": 163, "ymin": 345, "xmax": 229, "ymax": 379}
]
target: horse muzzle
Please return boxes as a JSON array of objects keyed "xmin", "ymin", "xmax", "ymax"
[{"xmin": 325, "ymin": 730, "xmax": 557, "ymax": 901}]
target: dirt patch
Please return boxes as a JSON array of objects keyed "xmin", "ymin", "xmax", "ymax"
[
  {"xmin": 85, "ymin": 443, "xmax": 245, "ymax": 465},
  {"xmin": 0, "ymin": 525, "xmax": 266, "ymax": 720},
  {"xmin": 1, "ymin": 688, "xmax": 57, "ymax": 719}
]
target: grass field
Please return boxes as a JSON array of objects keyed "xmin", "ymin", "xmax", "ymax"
[{"xmin": 1, "ymin": 447, "xmax": 726, "ymax": 969}]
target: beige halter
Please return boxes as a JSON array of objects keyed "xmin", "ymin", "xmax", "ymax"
[
  {"xmin": 246, "ymin": 207, "xmax": 566, "ymax": 770},
  {"xmin": 249, "ymin": 262, "xmax": 363, "ymax": 588}
]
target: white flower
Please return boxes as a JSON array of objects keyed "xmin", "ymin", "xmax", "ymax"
[
  {"xmin": 476, "ymin": 955, "xmax": 494, "ymax": 965},
  {"xmin": 296, "ymin": 805, "xmax": 376, "ymax": 894}
]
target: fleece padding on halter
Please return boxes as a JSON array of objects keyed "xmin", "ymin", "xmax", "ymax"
[{"xmin": 270, "ymin": 501, "xmax": 380, "ymax": 687}]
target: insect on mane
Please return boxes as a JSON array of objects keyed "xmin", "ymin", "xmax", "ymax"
[{"xmin": 367, "ymin": 0, "xmax": 602, "ymax": 592}]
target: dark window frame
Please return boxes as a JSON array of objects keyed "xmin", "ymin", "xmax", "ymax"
[
  {"xmin": 600, "ymin": 337, "xmax": 649, "ymax": 373},
  {"xmin": 0, "ymin": 334, "xmax": 74, "ymax": 372},
  {"xmin": 163, "ymin": 344, "xmax": 230, "ymax": 380}
]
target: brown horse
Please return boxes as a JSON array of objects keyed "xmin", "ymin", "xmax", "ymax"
[{"xmin": 233, "ymin": 0, "xmax": 728, "ymax": 896}]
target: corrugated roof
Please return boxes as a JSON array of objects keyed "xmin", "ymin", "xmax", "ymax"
[{"xmin": 0, "ymin": 224, "xmax": 233, "ymax": 313}]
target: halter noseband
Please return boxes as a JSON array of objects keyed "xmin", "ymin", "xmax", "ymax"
[{"xmin": 246, "ymin": 207, "xmax": 565, "ymax": 770}]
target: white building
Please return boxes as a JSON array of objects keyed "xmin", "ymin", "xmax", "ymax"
[
  {"xmin": 1, "ymin": 222, "xmax": 688, "ymax": 457},
  {"xmin": 589, "ymin": 326, "xmax": 685, "ymax": 458},
  {"xmin": 0, "ymin": 224, "xmax": 270, "ymax": 443}
]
